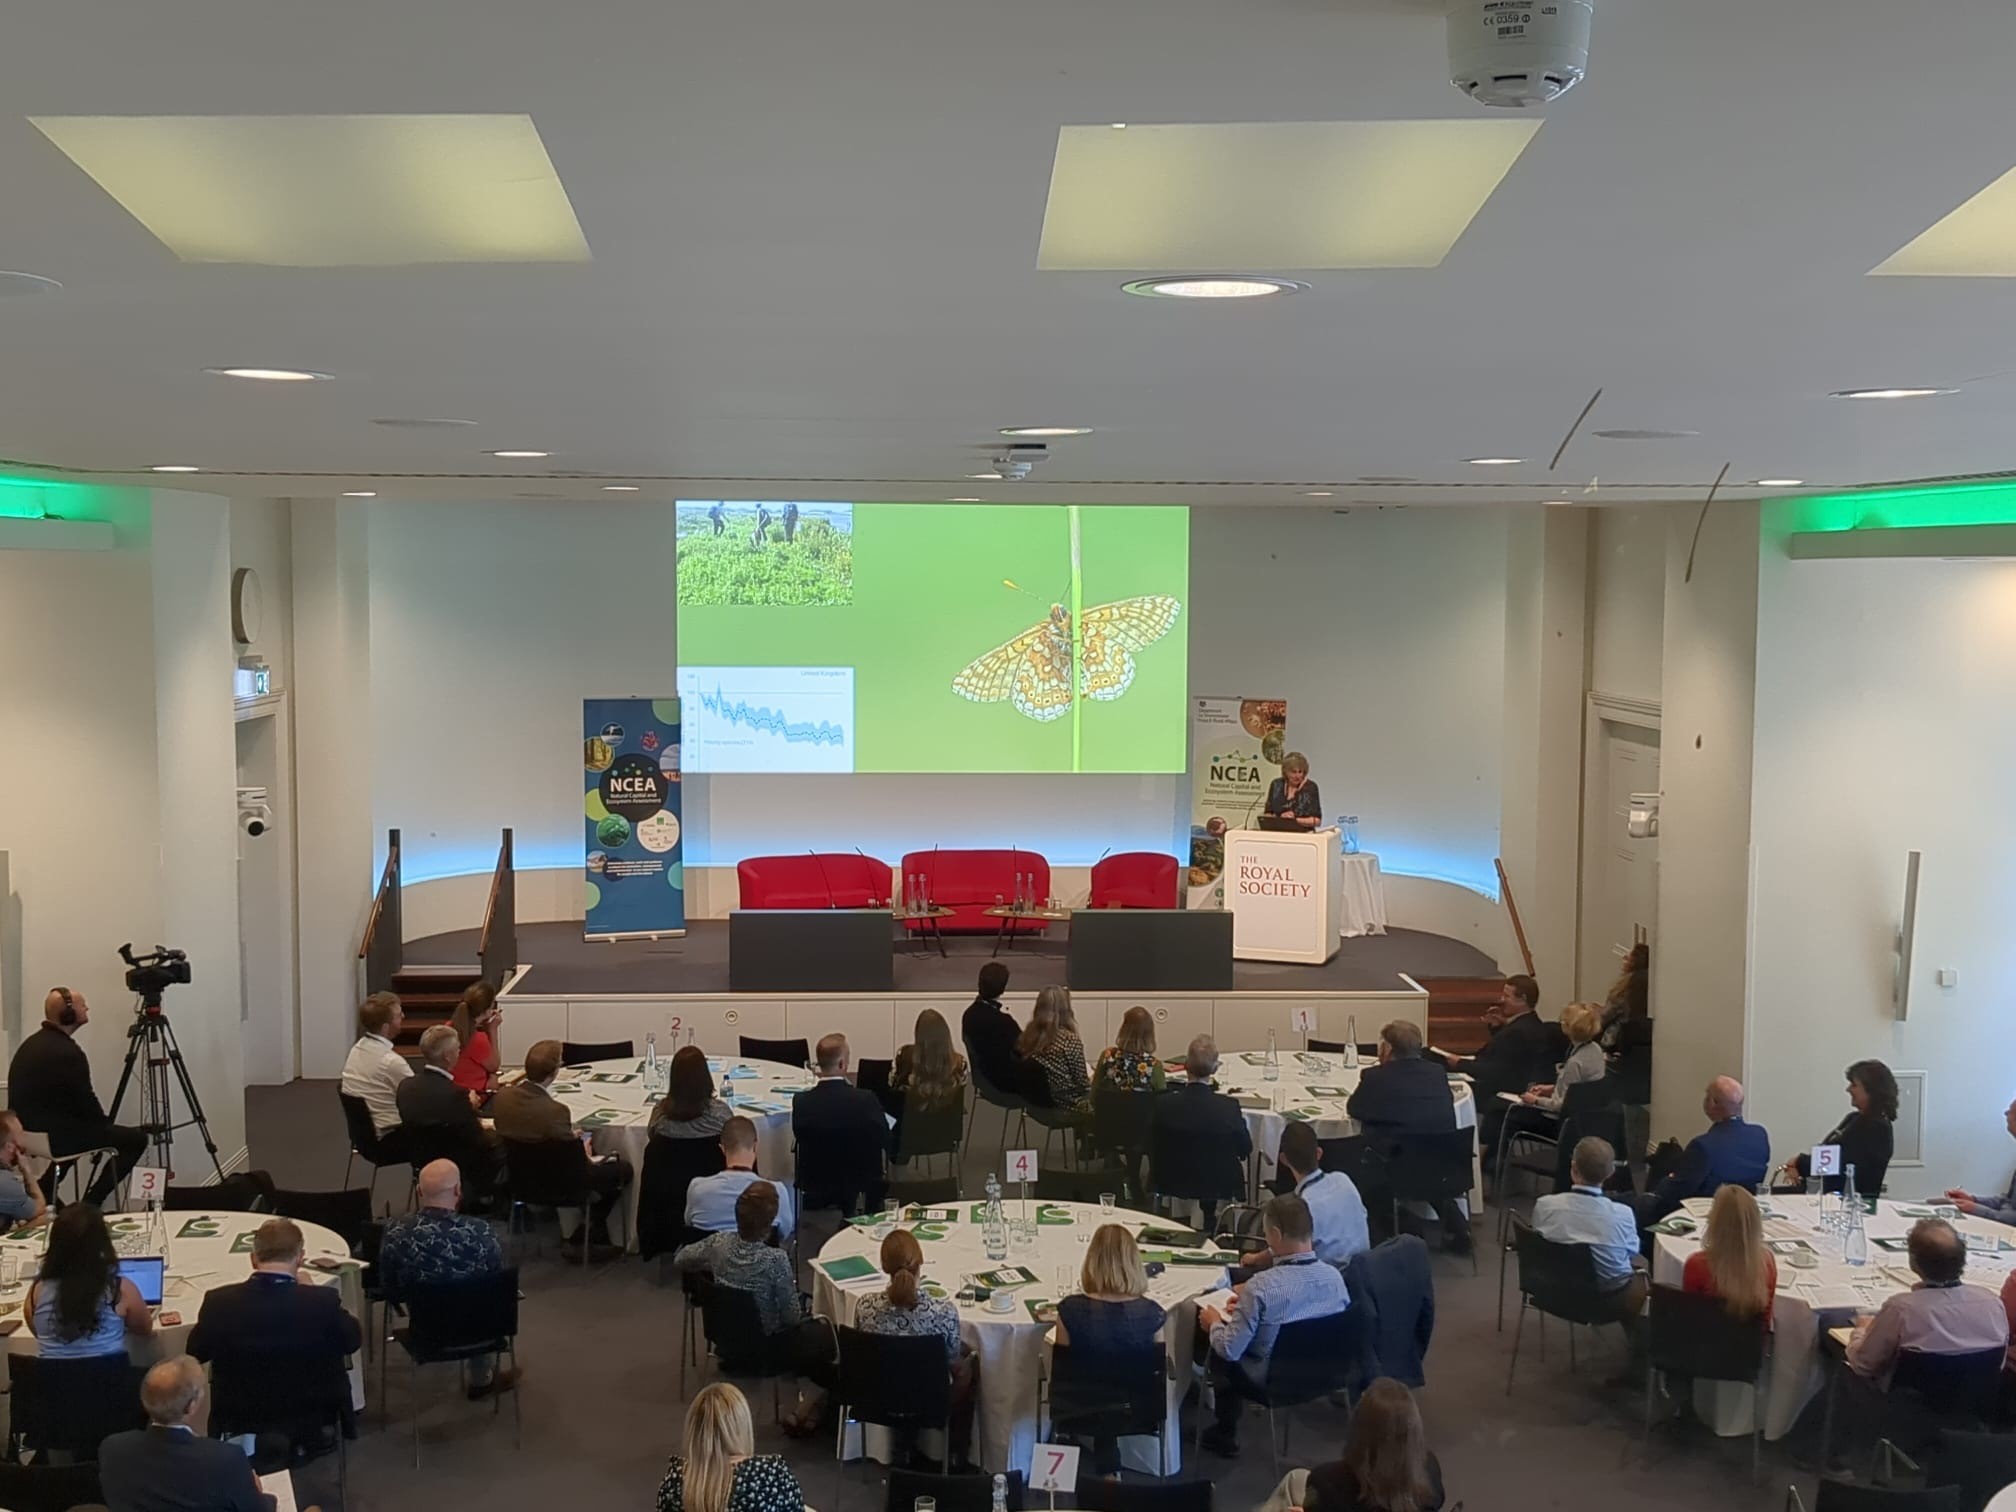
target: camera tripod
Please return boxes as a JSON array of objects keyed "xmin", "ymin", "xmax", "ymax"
[{"xmin": 102, "ymin": 998, "xmax": 224, "ymax": 1185}]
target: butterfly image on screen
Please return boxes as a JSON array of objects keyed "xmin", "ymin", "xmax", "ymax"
[{"xmin": 952, "ymin": 592, "xmax": 1182, "ymax": 722}]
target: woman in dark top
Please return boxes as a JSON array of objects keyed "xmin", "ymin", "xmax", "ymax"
[
  {"xmin": 1780, "ymin": 1058, "xmax": 1896, "ymax": 1198},
  {"xmin": 1263, "ymin": 752, "xmax": 1322, "ymax": 829},
  {"xmin": 1054, "ymin": 1225, "xmax": 1165, "ymax": 1474},
  {"xmin": 1299, "ymin": 1377, "xmax": 1444, "ymax": 1512},
  {"xmin": 1597, "ymin": 942, "xmax": 1649, "ymax": 1051},
  {"xmin": 651, "ymin": 1045, "xmax": 732, "ymax": 1140}
]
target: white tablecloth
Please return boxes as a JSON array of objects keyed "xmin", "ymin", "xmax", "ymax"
[
  {"xmin": 1338, "ymin": 852, "xmax": 1387, "ymax": 939},
  {"xmin": 560, "ymin": 1056, "xmax": 811, "ymax": 1238},
  {"xmin": 0, "ymin": 1211, "xmax": 363, "ymax": 1431},
  {"xmin": 812, "ymin": 1199, "xmax": 1230, "ymax": 1475},
  {"xmin": 1651, "ymin": 1194, "xmax": 2016, "ymax": 1439}
]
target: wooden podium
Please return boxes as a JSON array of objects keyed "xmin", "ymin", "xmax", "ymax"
[{"xmin": 1225, "ymin": 827, "xmax": 1343, "ymax": 964}]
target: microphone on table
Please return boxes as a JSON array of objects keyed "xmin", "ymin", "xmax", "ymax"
[
  {"xmin": 809, "ymin": 848, "xmax": 838, "ymax": 908},
  {"xmin": 852, "ymin": 844, "xmax": 882, "ymax": 907}
]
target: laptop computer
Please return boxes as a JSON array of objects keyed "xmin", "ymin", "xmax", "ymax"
[
  {"xmin": 117, "ymin": 1256, "xmax": 166, "ymax": 1307},
  {"xmin": 1256, "ymin": 815, "xmax": 1306, "ymax": 832}
]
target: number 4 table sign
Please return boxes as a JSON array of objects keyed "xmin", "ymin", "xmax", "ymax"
[
  {"xmin": 1006, "ymin": 1149, "xmax": 1037, "ymax": 1217},
  {"xmin": 1031, "ymin": 1442, "xmax": 1080, "ymax": 1507}
]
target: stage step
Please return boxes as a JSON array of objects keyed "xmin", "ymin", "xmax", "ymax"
[
  {"xmin": 388, "ymin": 966, "xmax": 483, "ymax": 1054},
  {"xmin": 1418, "ymin": 975, "xmax": 1506, "ymax": 1055}
]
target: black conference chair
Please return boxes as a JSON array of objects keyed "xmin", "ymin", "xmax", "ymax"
[
  {"xmin": 796, "ymin": 1126, "xmax": 887, "ymax": 1219},
  {"xmin": 1204, "ymin": 1308, "xmax": 1364, "ymax": 1475},
  {"xmin": 964, "ymin": 1039, "xmax": 1031, "ymax": 1156},
  {"xmin": 1386, "ymin": 1126, "xmax": 1478, "ymax": 1271},
  {"xmin": 268, "ymin": 1187, "xmax": 373, "ymax": 1250},
  {"xmin": 560, "ymin": 1039, "xmax": 634, "ymax": 1065},
  {"xmin": 1505, "ymin": 1215, "xmax": 1617, "ymax": 1391},
  {"xmin": 1924, "ymin": 1429, "xmax": 2016, "ymax": 1512},
  {"xmin": 1150, "ymin": 1123, "xmax": 1246, "ymax": 1231},
  {"xmin": 857, "ymin": 1058, "xmax": 896, "ymax": 1112},
  {"xmin": 698, "ymin": 1283, "xmax": 794, "ymax": 1418},
  {"xmin": 391, "ymin": 1269, "xmax": 521, "ymax": 1467},
  {"xmin": 0, "ymin": 1459, "xmax": 104, "ymax": 1512},
  {"xmin": 888, "ymin": 1470, "xmax": 1025, "ymax": 1512},
  {"xmin": 1791, "ymin": 1487, "xmax": 1961, "ymax": 1512},
  {"xmin": 339, "ymin": 1091, "xmax": 408, "ymax": 1198},
  {"xmin": 1042, "ymin": 1339, "xmax": 1170, "ymax": 1476},
  {"xmin": 1073, "ymin": 1481, "xmax": 1214, "ymax": 1512},
  {"xmin": 893, "ymin": 1088, "xmax": 966, "ymax": 1188},
  {"xmin": 1495, "ymin": 1079, "xmax": 1616, "ymax": 1218},
  {"xmin": 1643, "ymin": 1284, "xmax": 1769, "ymax": 1479},
  {"xmin": 1091, "ymin": 1089, "xmax": 1158, "ymax": 1205},
  {"xmin": 501, "ymin": 1136, "xmax": 609, "ymax": 1265},
  {"xmin": 833, "ymin": 1327, "xmax": 956, "ymax": 1482},
  {"xmin": 638, "ymin": 1133, "xmax": 726, "ymax": 1267},
  {"xmin": 1034, "ymin": 1168, "xmax": 1120, "ymax": 1205},
  {"xmin": 1839, "ymin": 1347, "xmax": 2010, "ymax": 1467},
  {"xmin": 6, "ymin": 1354, "xmax": 145, "ymax": 1461},
  {"xmin": 207, "ymin": 1347, "xmax": 353, "ymax": 1497},
  {"xmin": 740, "ymin": 1036, "xmax": 811, "ymax": 1068}
]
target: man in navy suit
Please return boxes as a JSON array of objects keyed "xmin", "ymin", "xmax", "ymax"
[
  {"xmin": 791, "ymin": 1033, "xmax": 890, "ymax": 1214},
  {"xmin": 100, "ymin": 1357, "xmax": 279, "ymax": 1512},
  {"xmin": 1639, "ymin": 1076, "xmax": 1771, "ymax": 1224}
]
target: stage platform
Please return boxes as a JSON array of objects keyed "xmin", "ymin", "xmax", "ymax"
[{"xmin": 407, "ymin": 918, "xmax": 1498, "ymax": 1064}]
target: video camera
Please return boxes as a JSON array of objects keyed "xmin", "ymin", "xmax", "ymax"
[{"xmin": 119, "ymin": 943, "xmax": 191, "ymax": 1007}]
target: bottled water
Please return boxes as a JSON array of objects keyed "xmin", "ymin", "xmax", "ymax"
[
  {"xmin": 1264, "ymin": 1029, "xmax": 1281, "ymax": 1083},
  {"xmin": 1342, "ymin": 816, "xmax": 1361, "ymax": 855},
  {"xmin": 1844, "ymin": 1187, "xmax": 1868, "ymax": 1267},
  {"xmin": 983, "ymin": 1173, "xmax": 1007, "ymax": 1261},
  {"xmin": 645, "ymin": 1033, "xmax": 660, "ymax": 1093},
  {"xmin": 991, "ymin": 1476, "xmax": 1009, "ymax": 1512},
  {"xmin": 1343, "ymin": 1015, "xmax": 1360, "ymax": 1070}
]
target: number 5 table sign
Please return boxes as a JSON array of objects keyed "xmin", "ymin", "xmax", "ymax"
[{"xmin": 1811, "ymin": 1144, "xmax": 1842, "ymax": 1178}]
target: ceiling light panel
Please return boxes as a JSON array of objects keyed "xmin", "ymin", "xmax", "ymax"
[
  {"xmin": 1037, "ymin": 119, "xmax": 1541, "ymax": 272},
  {"xmin": 1873, "ymin": 164, "xmax": 2016, "ymax": 277},
  {"xmin": 29, "ymin": 114, "xmax": 591, "ymax": 266}
]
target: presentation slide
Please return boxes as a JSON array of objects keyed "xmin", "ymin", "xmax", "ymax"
[{"xmin": 674, "ymin": 502, "xmax": 1188, "ymax": 773}]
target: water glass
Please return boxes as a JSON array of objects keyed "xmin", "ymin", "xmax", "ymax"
[
  {"xmin": 1014, "ymin": 1214, "xmax": 1037, "ymax": 1249},
  {"xmin": 882, "ymin": 1197, "xmax": 902, "ymax": 1228},
  {"xmin": 1076, "ymin": 1213, "xmax": 1091, "ymax": 1244},
  {"xmin": 1099, "ymin": 1192, "xmax": 1117, "ymax": 1219},
  {"xmin": 915, "ymin": 1498, "xmax": 937, "ymax": 1512},
  {"xmin": 1055, "ymin": 1264, "xmax": 1075, "ymax": 1297}
]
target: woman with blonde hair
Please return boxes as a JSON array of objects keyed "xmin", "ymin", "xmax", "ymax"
[
  {"xmin": 1092, "ymin": 1006, "xmax": 1165, "ymax": 1103},
  {"xmin": 1520, "ymin": 1001, "xmax": 1607, "ymax": 1113},
  {"xmin": 656, "ymin": 1383, "xmax": 803, "ymax": 1512},
  {"xmin": 1682, "ymin": 1184, "xmax": 1777, "ymax": 1323},
  {"xmin": 853, "ymin": 1229, "xmax": 976, "ymax": 1465},
  {"xmin": 892, "ymin": 1007, "xmax": 968, "ymax": 1114},
  {"xmin": 1054, "ymin": 1223, "xmax": 1165, "ymax": 1474},
  {"xmin": 1016, "ymin": 985, "xmax": 1090, "ymax": 1113}
]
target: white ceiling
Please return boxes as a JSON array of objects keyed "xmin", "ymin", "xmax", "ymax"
[{"xmin": 4, "ymin": 0, "xmax": 2016, "ymax": 505}]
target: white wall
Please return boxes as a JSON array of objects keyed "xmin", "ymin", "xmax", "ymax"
[
  {"xmin": 1748, "ymin": 515, "xmax": 2016, "ymax": 1192},
  {"xmin": 1589, "ymin": 505, "xmax": 1668, "ymax": 703}
]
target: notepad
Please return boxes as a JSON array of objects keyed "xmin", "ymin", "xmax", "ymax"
[
  {"xmin": 1305, "ymin": 1086, "xmax": 1349, "ymax": 1099},
  {"xmin": 1169, "ymin": 1249, "xmax": 1239, "ymax": 1266},
  {"xmin": 970, "ymin": 1265, "xmax": 1038, "ymax": 1290},
  {"xmin": 818, "ymin": 1254, "xmax": 878, "ymax": 1283}
]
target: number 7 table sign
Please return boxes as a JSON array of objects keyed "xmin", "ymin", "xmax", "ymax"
[{"xmin": 1031, "ymin": 1442, "xmax": 1080, "ymax": 1506}]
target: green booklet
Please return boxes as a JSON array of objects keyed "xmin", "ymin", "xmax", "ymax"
[
  {"xmin": 588, "ymin": 1072, "xmax": 638, "ymax": 1084},
  {"xmin": 1282, "ymin": 1108, "xmax": 1321, "ymax": 1123},
  {"xmin": 969, "ymin": 1265, "xmax": 1038, "ymax": 1290},
  {"xmin": 818, "ymin": 1254, "xmax": 878, "ymax": 1282},
  {"xmin": 1036, "ymin": 1205, "xmax": 1075, "ymax": 1226},
  {"xmin": 578, "ymin": 1108, "xmax": 623, "ymax": 1127},
  {"xmin": 905, "ymin": 1206, "xmax": 959, "ymax": 1223},
  {"xmin": 1025, "ymin": 1297, "xmax": 1060, "ymax": 1325}
]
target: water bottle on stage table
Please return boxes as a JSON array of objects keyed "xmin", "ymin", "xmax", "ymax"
[{"xmin": 991, "ymin": 1475, "xmax": 1009, "ymax": 1512}]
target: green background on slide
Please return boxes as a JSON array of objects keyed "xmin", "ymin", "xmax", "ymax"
[{"xmin": 676, "ymin": 503, "xmax": 1189, "ymax": 773}]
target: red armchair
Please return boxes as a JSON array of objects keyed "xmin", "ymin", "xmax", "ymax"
[
  {"xmin": 899, "ymin": 849, "xmax": 1051, "ymax": 934},
  {"xmin": 1089, "ymin": 852, "xmax": 1180, "ymax": 909},
  {"xmin": 736, "ymin": 853, "xmax": 893, "ymax": 910}
]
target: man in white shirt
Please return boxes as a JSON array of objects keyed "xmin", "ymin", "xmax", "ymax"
[
  {"xmin": 340, "ymin": 992, "xmax": 411, "ymax": 1135},
  {"xmin": 1241, "ymin": 1122, "xmax": 1368, "ymax": 1271},
  {"xmin": 1530, "ymin": 1136, "xmax": 1647, "ymax": 1321},
  {"xmin": 685, "ymin": 1115, "xmax": 796, "ymax": 1238}
]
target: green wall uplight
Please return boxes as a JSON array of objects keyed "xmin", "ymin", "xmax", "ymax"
[
  {"xmin": 0, "ymin": 474, "xmax": 131, "ymax": 522},
  {"xmin": 1789, "ymin": 479, "xmax": 2016, "ymax": 533}
]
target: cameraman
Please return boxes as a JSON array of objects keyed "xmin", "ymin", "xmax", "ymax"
[{"xmin": 8, "ymin": 989, "xmax": 147, "ymax": 1206}]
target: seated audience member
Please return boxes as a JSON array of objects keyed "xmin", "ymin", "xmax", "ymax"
[
  {"xmin": 1681, "ymin": 1185, "xmax": 1776, "ymax": 1325},
  {"xmin": 1152, "ymin": 1035, "xmax": 1252, "ymax": 1224},
  {"xmin": 1438, "ymin": 976, "xmax": 1561, "ymax": 1101},
  {"xmin": 394, "ymin": 1023, "xmax": 502, "ymax": 1190},
  {"xmin": 1847, "ymin": 1219, "xmax": 2008, "ymax": 1387},
  {"xmin": 1347, "ymin": 1022, "xmax": 1456, "ymax": 1136},
  {"xmin": 854, "ymin": 1229, "xmax": 975, "ymax": 1466},
  {"xmin": 960, "ymin": 961, "xmax": 1042, "ymax": 1100},
  {"xmin": 1530, "ymin": 1137, "xmax": 1647, "ymax": 1322},
  {"xmin": 10, "ymin": 985, "xmax": 149, "ymax": 1205},
  {"xmin": 891, "ymin": 1007, "xmax": 968, "ymax": 1111},
  {"xmin": 25, "ymin": 1203, "xmax": 152, "ymax": 1357},
  {"xmin": 492, "ymin": 1037, "xmax": 632, "ymax": 1258},
  {"xmin": 0, "ymin": 1110, "xmax": 47, "ymax": 1233},
  {"xmin": 651, "ymin": 1046, "xmax": 733, "ymax": 1142},
  {"xmin": 100, "ymin": 1357, "xmax": 281, "ymax": 1512},
  {"xmin": 1198, "ymin": 1193, "xmax": 1350, "ymax": 1458},
  {"xmin": 1245, "ymin": 1122, "xmax": 1369, "ymax": 1271},
  {"xmin": 658, "ymin": 1382, "xmax": 804, "ymax": 1512},
  {"xmin": 1637, "ymin": 1077, "xmax": 1770, "ymax": 1224},
  {"xmin": 189, "ymin": 1218, "xmax": 363, "ymax": 1367},
  {"xmin": 448, "ymin": 981, "xmax": 503, "ymax": 1099},
  {"xmin": 792, "ymin": 1033, "xmax": 891, "ymax": 1212},
  {"xmin": 1055, "ymin": 1224, "xmax": 1165, "ymax": 1475},
  {"xmin": 378, "ymin": 1158, "xmax": 518, "ymax": 1399},
  {"xmin": 672, "ymin": 1183, "xmax": 831, "ymax": 1433},
  {"xmin": 1945, "ymin": 1097, "xmax": 2016, "ymax": 1227},
  {"xmin": 1092, "ymin": 1007, "xmax": 1166, "ymax": 1101},
  {"xmin": 338, "ymin": 991, "xmax": 411, "ymax": 1136},
  {"xmin": 1017, "ymin": 986, "xmax": 1091, "ymax": 1115},
  {"xmin": 1597, "ymin": 943, "xmax": 1650, "ymax": 1053},
  {"xmin": 686, "ymin": 1116, "xmax": 796, "ymax": 1239},
  {"xmin": 1259, "ymin": 1377, "xmax": 1445, "ymax": 1512},
  {"xmin": 1780, "ymin": 1059, "xmax": 1896, "ymax": 1198},
  {"xmin": 1520, "ymin": 1002, "xmax": 1607, "ymax": 1113}
]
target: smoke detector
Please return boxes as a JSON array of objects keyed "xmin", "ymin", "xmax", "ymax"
[{"xmin": 1449, "ymin": 0, "xmax": 1594, "ymax": 108}]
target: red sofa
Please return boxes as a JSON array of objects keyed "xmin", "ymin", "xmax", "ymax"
[
  {"xmin": 899, "ymin": 849, "xmax": 1052, "ymax": 934},
  {"xmin": 736, "ymin": 853, "xmax": 893, "ymax": 910},
  {"xmin": 1089, "ymin": 852, "xmax": 1180, "ymax": 909}
]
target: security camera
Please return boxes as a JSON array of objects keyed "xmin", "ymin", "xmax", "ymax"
[
  {"xmin": 240, "ymin": 811, "xmax": 269, "ymax": 838},
  {"xmin": 990, "ymin": 443, "xmax": 1047, "ymax": 482},
  {"xmin": 236, "ymin": 785, "xmax": 272, "ymax": 839}
]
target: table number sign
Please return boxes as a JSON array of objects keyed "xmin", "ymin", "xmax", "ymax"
[
  {"xmin": 1811, "ymin": 1144, "xmax": 1842, "ymax": 1178},
  {"xmin": 1005, "ymin": 1149, "xmax": 1038, "ymax": 1184}
]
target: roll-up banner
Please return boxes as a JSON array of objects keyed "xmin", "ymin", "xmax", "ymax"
[
  {"xmin": 583, "ymin": 697, "xmax": 686, "ymax": 940},
  {"xmin": 1186, "ymin": 696, "xmax": 1287, "ymax": 909}
]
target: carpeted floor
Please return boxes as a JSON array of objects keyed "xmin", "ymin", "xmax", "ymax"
[
  {"xmin": 403, "ymin": 922, "xmax": 1500, "ymax": 996},
  {"xmin": 246, "ymin": 1080, "xmax": 1805, "ymax": 1512}
]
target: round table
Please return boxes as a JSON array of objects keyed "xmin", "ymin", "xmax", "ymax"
[
  {"xmin": 1211, "ymin": 1050, "xmax": 1477, "ymax": 1167},
  {"xmin": 0, "ymin": 1210, "xmax": 362, "ymax": 1435},
  {"xmin": 1651, "ymin": 1193, "xmax": 2016, "ymax": 1439},
  {"xmin": 812, "ymin": 1198, "xmax": 1235, "ymax": 1475}
]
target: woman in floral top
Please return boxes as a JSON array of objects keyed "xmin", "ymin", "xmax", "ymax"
[
  {"xmin": 1017, "ymin": 986, "xmax": 1091, "ymax": 1115},
  {"xmin": 853, "ymin": 1229, "xmax": 976, "ymax": 1465},
  {"xmin": 1092, "ymin": 1005, "xmax": 1166, "ymax": 1105},
  {"xmin": 657, "ymin": 1383, "xmax": 803, "ymax": 1512}
]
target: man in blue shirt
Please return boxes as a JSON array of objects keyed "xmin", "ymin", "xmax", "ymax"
[
  {"xmin": 1242, "ymin": 1123, "xmax": 1368, "ymax": 1271},
  {"xmin": 685, "ymin": 1115, "xmax": 796, "ymax": 1239},
  {"xmin": 1531, "ymin": 1137, "xmax": 1647, "ymax": 1320},
  {"xmin": 1198, "ymin": 1193, "xmax": 1350, "ymax": 1458},
  {"xmin": 1944, "ymin": 1098, "xmax": 2016, "ymax": 1227},
  {"xmin": 380, "ymin": 1159, "xmax": 516, "ymax": 1398}
]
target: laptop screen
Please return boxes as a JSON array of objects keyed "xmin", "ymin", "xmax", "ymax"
[{"xmin": 117, "ymin": 1256, "xmax": 165, "ymax": 1306}]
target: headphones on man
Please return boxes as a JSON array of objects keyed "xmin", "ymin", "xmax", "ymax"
[{"xmin": 55, "ymin": 987, "xmax": 77, "ymax": 1027}]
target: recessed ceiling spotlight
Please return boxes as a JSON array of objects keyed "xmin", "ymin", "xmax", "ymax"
[
  {"xmin": 1121, "ymin": 276, "xmax": 1308, "ymax": 300},
  {"xmin": 602, "ymin": 485, "xmax": 639, "ymax": 492},
  {"xmin": 1111, "ymin": 123, "xmax": 1128, "ymax": 130},
  {"xmin": 1592, "ymin": 428, "xmax": 1699, "ymax": 440},
  {"xmin": 150, "ymin": 464, "xmax": 201, "ymax": 473},
  {"xmin": 1465, "ymin": 456, "xmax": 1524, "ymax": 466},
  {"xmin": 206, "ymin": 367, "xmax": 332, "ymax": 382},
  {"xmin": 1755, "ymin": 478, "xmax": 1806, "ymax": 487},
  {"xmin": 488, "ymin": 449, "xmax": 551, "ymax": 459},
  {"xmin": 341, "ymin": 490, "xmax": 376, "ymax": 497},
  {"xmin": 966, "ymin": 471, "xmax": 1004, "ymax": 480},
  {"xmin": 371, "ymin": 417, "xmax": 479, "ymax": 429},
  {"xmin": 0, "ymin": 271, "xmax": 61, "ymax": 298},
  {"xmin": 1303, "ymin": 490, "xmax": 1334, "ymax": 497},
  {"xmin": 950, "ymin": 496, "xmax": 982, "ymax": 502},
  {"xmin": 999, "ymin": 427, "xmax": 1092, "ymax": 438},
  {"xmin": 1829, "ymin": 387, "xmax": 1955, "ymax": 400}
]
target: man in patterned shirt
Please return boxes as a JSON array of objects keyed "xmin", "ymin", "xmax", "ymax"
[{"xmin": 379, "ymin": 1159, "xmax": 518, "ymax": 1399}]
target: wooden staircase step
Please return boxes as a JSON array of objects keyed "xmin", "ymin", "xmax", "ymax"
[
  {"xmin": 389, "ymin": 966, "xmax": 482, "ymax": 1055},
  {"xmin": 1418, "ymin": 974, "xmax": 1507, "ymax": 1056}
]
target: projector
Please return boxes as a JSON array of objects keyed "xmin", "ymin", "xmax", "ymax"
[
  {"xmin": 991, "ymin": 443, "xmax": 1047, "ymax": 481},
  {"xmin": 1448, "ymin": 0, "xmax": 1593, "ymax": 108}
]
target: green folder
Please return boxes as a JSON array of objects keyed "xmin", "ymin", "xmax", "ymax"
[
  {"xmin": 1036, "ymin": 1205, "xmax": 1075, "ymax": 1226},
  {"xmin": 818, "ymin": 1254, "xmax": 877, "ymax": 1282}
]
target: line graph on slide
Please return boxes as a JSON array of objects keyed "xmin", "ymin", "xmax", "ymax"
[{"xmin": 676, "ymin": 665, "xmax": 855, "ymax": 773}]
